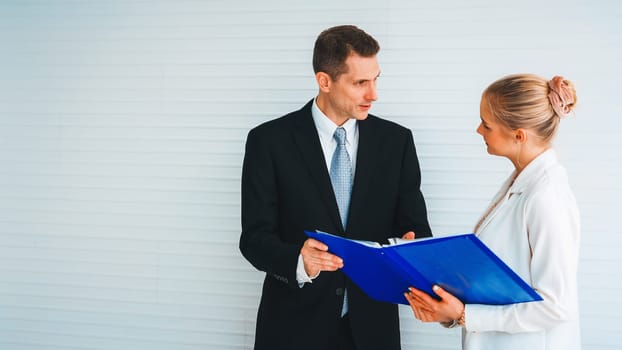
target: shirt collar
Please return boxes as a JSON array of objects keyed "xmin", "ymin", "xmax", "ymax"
[{"xmin": 312, "ymin": 98, "xmax": 357, "ymax": 145}]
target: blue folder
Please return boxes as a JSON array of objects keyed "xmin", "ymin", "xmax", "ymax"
[{"xmin": 305, "ymin": 230, "xmax": 542, "ymax": 305}]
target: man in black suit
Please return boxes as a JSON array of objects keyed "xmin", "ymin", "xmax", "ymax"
[{"xmin": 240, "ymin": 25, "xmax": 432, "ymax": 350}]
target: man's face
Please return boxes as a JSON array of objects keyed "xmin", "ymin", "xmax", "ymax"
[{"xmin": 324, "ymin": 54, "xmax": 380, "ymax": 125}]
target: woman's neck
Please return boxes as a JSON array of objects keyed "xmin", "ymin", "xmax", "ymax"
[{"xmin": 512, "ymin": 145, "xmax": 549, "ymax": 174}]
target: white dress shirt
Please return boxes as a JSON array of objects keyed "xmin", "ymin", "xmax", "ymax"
[
  {"xmin": 463, "ymin": 149, "xmax": 581, "ymax": 350},
  {"xmin": 296, "ymin": 98, "xmax": 359, "ymax": 284}
]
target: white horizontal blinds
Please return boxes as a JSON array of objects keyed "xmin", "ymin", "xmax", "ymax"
[
  {"xmin": 375, "ymin": 4, "xmax": 622, "ymax": 349},
  {"xmin": 376, "ymin": 4, "xmax": 622, "ymax": 349},
  {"xmin": 0, "ymin": 1, "xmax": 620, "ymax": 350},
  {"xmin": 0, "ymin": 2, "xmax": 261, "ymax": 350}
]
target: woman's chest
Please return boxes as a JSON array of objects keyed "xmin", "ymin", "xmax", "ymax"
[{"xmin": 476, "ymin": 194, "xmax": 533, "ymax": 278}]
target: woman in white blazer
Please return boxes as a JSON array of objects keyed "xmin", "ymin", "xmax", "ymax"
[{"xmin": 405, "ymin": 74, "xmax": 580, "ymax": 350}]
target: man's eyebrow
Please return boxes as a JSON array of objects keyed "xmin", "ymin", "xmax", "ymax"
[{"xmin": 355, "ymin": 72, "xmax": 381, "ymax": 83}]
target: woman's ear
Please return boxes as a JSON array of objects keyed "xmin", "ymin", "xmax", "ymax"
[
  {"xmin": 315, "ymin": 72, "xmax": 331, "ymax": 93},
  {"xmin": 515, "ymin": 129, "xmax": 527, "ymax": 143}
]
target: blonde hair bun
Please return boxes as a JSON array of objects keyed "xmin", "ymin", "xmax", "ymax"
[
  {"xmin": 483, "ymin": 73, "xmax": 577, "ymax": 143},
  {"xmin": 548, "ymin": 76, "xmax": 577, "ymax": 118}
]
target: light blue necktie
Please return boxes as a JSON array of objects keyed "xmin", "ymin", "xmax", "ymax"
[
  {"xmin": 330, "ymin": 127, "xmax": 353, "ymax": 229},
  {"xmin": 330, "ymin": 127, "xmax": 353, "ymax": 316}
]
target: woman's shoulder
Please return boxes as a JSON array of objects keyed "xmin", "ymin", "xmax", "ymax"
[{"xmin": 524, "ymin": 162, "xmax": 578, "ymax": 215}]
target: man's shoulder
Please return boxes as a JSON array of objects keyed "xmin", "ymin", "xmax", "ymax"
[
  {"xmin": 249, "ymin": 100, "xmax": 312, "ymax": 135},
  {"xmin": 364, "ymin": 114, "xmax": 411, "ymax": 135}
]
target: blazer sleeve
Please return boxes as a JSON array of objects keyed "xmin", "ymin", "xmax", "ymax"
[
  {"xmin": 394, "ymin": 130, "xmax": 432, "ymax": 238},
  {"xmin": 239, "ymin": 127, "xmax": 300, "ymax": 287}
]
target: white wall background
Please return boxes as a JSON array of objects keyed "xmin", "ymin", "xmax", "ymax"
[{"xmin": 0, "ymin": 1, "xmax": 620, "ymax": 349}]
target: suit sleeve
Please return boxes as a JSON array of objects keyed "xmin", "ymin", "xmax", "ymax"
[
  {"xmin": 395, "ymin": 130, "xmax": 432, "ymax": 238},
  {"xmin": 239, "ymin": 127, "xmax": 300, "ymax": 288}
]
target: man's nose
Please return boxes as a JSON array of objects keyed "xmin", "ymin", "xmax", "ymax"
[{"xmin": 365, "ymin": 81, "xmax": 377, "ymax": 101}]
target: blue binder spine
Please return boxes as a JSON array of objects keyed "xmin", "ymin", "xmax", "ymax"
[{"xmin": 383, "ymin": 247, "xmax": 436, "ymax": 299}]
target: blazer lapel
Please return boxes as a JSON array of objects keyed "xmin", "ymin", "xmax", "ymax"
[
  {"xmin": 291, "ymin": 101, "xmax": 344, "ymax": 232},
  {"xmin": 347, "ymin": 117, "xmax": 379, "ymax": 233}
]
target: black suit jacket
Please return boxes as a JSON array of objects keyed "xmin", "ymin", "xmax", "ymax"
[{"xmin": 240, "ymin": 100, "xmax": 431, "ymax": 350}]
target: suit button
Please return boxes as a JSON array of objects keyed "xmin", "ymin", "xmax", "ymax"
[{"xmin": 335, "ymin": 288, "xmax": 344, "ymax": 296}]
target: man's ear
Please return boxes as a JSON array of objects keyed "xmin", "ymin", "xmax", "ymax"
[{"xmin": 316, "ymin": 72, "xmax": 331, "ymax": 93}]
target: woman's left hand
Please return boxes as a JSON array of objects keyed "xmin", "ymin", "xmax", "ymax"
[{"xmin": 404, "ymin": 285, "xmax": 464, "ymax": 323}]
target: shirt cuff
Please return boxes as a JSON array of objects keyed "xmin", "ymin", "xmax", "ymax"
[{"xmin": 296, "ymin": 254, "xmax": 320, "ymax": 287}]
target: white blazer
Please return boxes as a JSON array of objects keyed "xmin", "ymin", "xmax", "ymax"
[{"xmin": 463, "ymin": 149, "xmax": 581, "ymax": 350}]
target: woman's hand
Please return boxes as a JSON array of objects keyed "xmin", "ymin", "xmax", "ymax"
[{"xmin": 404, "ymin": 285, "xmax": 464, "ymax": 323}]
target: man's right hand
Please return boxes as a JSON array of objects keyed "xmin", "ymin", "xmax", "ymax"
[{"xmin": 300, "ymin": 238, "xmax": 344, "ymax": 277}]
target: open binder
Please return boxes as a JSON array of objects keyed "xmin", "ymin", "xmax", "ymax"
[{"xmin": 305, "ymin": 230, "xmax": 542, "ymax": 305}]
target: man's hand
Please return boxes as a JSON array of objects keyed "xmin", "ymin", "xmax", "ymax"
[
  {"xmin": 300, "ymin": 238, "xmax": 344, "ymax": 277},
  {"xmin": 402, "ymin": 231, "xmax": 415, "ymax": 240}
]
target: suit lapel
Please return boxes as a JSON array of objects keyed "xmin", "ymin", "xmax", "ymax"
[
  {"xmin": 348, "ymin": 117, "xmax": 379, "ymax": 233},
  {"xmin": 291, "ymin": 101, "xmax": 344, "ymax": 232}
]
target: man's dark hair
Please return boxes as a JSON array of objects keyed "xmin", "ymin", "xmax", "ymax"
[{"xmin": 312, "ymin": 25, "xmax": 380, "ymax": 80}]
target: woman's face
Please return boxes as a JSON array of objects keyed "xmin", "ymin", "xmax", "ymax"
[{"xmin": 476, "ymin": 96, "xmax": 517, "ymax": 158}]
